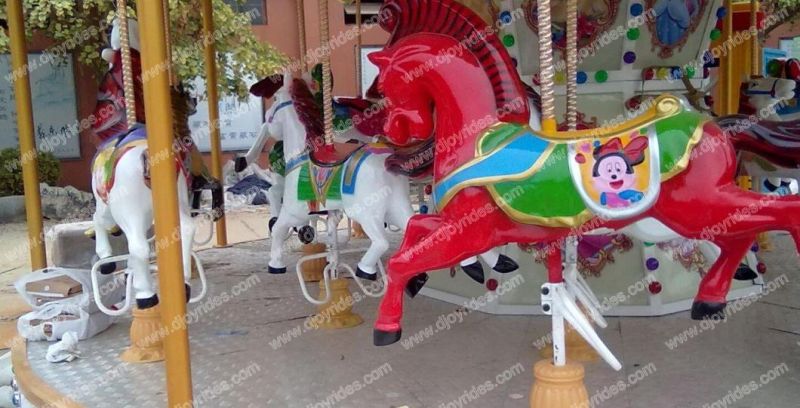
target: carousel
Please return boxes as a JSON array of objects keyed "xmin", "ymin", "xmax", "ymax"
[{"xmin": 3, "ymin": 0, "xmax": 800, "ymax": 407}]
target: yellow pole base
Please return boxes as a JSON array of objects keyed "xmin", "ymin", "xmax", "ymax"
[
  {"xmin": 530, "ymin": 360, "xmax": 590, "ymax": 408},
  {"xmin": 120, "ymin": 306, "xmax": 165, "ymax": 363},
  {"xmin": 300, "ymin": 243, "xmax": 327, "ymax": 282},
  {"xmin": 540, "ymin": 323, "xmax": 599, "ymax": 362},
  {"xmin": 351, "ymin": 222, "xmax": 367, "ymax": 239},
  {"xmin": 756, "ymin": 233, "xmax": 773, "ymax": 252},
  {"xmin": 309, "ymin": 278, "xmax": 363, "ymax": 329}
]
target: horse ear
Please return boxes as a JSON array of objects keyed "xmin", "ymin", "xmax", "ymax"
[
  {"xmin": 283, "ymin": 68, "xmax": 292, "ymax": 88},
  {"xmin": 249, "ymin": 74, "xmax": 284, "ymax": 98},
  {"xmin": 368, "ymin": 51, "xmax": 392, "ymax": 70}
]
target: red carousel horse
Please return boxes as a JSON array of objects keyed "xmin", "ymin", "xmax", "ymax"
[{"xmin": 368, "ymin": 0, "xmax": 800, "ymax": 345}]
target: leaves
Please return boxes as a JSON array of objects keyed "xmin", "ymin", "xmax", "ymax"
[{"xmin": 0, "ymin": 0, "xmax": 287, "ymax": 99}]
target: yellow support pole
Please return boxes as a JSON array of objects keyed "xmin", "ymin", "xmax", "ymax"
[
  {"xmin": 7, "ymin": 0, "xmax": 47, "ymax": 270},
  {"xmin": 135, "ymin": 1, "xmax": 194, "ymax": 406},
  {"xmin": 201, "ymin": 0, "xmax": 228, "ymax": 247}
]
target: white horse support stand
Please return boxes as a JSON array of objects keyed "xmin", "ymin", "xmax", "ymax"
[
  {"xmin": 89, "ymin": 249, "xmax": 208, "ymax": 363},
  {"xmin": 295, "ymin": 211, "xmax": 389, "ymax": 329},
  {"xmin": 532, "ymin": 237, "xmax": 622, "ymax": 407}
]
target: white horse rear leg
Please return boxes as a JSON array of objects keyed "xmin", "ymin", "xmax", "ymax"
[
  {"xmin": 92, "ymin": 199, "xmax": 118, "ymax": 274},
  {"xmin": 352, "ymin": 216, "xmax": 390, "ymax": 279},
  {"xmin": 177, "ymin": 176, "xmax": 196, "ymax": 287}
]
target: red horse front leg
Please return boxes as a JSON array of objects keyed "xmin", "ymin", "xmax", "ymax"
[{"xmin": 374, "ymin": 212, "xmax": 504, "ymax": 345}]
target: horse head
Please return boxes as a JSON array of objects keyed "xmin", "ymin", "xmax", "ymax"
[
  {"xmin": 102, "ymin": 18, "xmax": 140, "ymax": 63},
  {"xmin": 741, "ymin": 76, "xmax": 796, "ymax": 115},
  {"xmin": 370, "ymin": 0, "xmax": 528, "ymax": 154}
]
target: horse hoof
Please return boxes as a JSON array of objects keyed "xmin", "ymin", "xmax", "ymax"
[
  {"xmin": 234, "ymin": 156, "xmax": 248, "ymax": 172},
  {"xmin": 185, "ymin": 283, "xmax": 192, "ymax": 303},
  {"xmin": 493, "ymin": 254, "xmax": 518, "ymax": 273},
  {"xmin": 268, "ymin": 217, "xmax": 278, "ymax": 233},
  {"xmin": 99, "ymin": 261, "xmax": 117, "ymax": 275},
  {"xmin": 405, "ymin": 273, "xmax": 429, "ymax": 298},
  {"xmin": 136, "ymin": 295, "xmax": 159, "ymax": 310},
  {"xmin": 691, "ymin": 301, "xmax": 726, "ymax": 320},
  {"xmin": 734, "ymin": 263, "xmax": 758, "ymax": 281},
  {"xmin": 298, "ymin": 226, "xmax": 315, "ymax": 244},
  {"xmin": 374, "ymin": 328, "xmax": 402, "ymax": 346},
  {"xmin": 461, "ymin": 262, "xmax": 485, "ymax": 283},
  {"xmin": 110, "ymin": 226, "xmax": 123, "ymax": 237},
  {"xmin": 355, "ymin": 267, "xmax": 377, "ymax": 281},
  {"xmin": 268, "ymin": 265, "xmax": 287, "ymax": 274}
]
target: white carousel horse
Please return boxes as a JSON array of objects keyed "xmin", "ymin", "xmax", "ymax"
[
  {"xmin": 90, "ymin": 19, "xmax": 204, "ymax": 312},
  {"xmin": 262, "ymin": 72, "xmax": 518, "ymax": 284}
]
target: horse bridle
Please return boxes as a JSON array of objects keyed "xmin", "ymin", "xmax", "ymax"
[
  {"xmin": 742, "ymin": 78, "xmax": 779, "ymax": 98},
  {"xmin": 267, "ymin": 100, "xmax": 293, "ymax": 123}
]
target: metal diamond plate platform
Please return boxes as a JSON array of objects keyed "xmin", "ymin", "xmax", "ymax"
[{"xmin": 23, "ymin": 235, "xmax": 800, "ymax": 408}]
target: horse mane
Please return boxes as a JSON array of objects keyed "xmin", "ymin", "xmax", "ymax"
[
  {"xmin": 379, "ymin": 0, "xmax": 529, "ymax": 123},
  {"xmin": 289, "ymin": 78, "xmax": 325, "ymax": 152}
]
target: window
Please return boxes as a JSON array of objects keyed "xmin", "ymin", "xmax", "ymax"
[
  {"xmin": 224, "ymin": 0, "xmax": 267, "ymax": 25},
  {"xmin": 343, "ymin": 0, "xmax": 383, "ymax": 25}
]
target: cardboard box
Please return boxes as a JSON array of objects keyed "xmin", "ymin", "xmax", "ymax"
[{"xmin": 25, "ymin": 275, "xmax": 82, "ymax": 298}]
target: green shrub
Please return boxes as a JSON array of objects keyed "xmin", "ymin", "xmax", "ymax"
[{"xmin": 0, "ymin": 148, "xmax": 61, "ymax": 196}]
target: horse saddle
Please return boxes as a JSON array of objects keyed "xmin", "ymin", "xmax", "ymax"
[
  {"xmin": 92, "ymin": 126, "xmax": 149, "ymax": 203},
  {"xmin": 433, "ymin": 96, "xmax": 704, "ymax": 227}
]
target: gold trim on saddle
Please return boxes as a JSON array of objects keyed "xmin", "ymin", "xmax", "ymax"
[
  {"xmin": 530, "ymin": 95, "xmax": 682, "ymax": 141},
  {"xmin": 661, "ymin": 121, "xmax": 706, "ymax": 182}
]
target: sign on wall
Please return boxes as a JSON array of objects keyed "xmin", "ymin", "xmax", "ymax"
[
  {"xmin": 0, "ymin": 54, "xmax": 81, "ymax": 159},
  {"xmin": 360, "ymin": 45, "xmax": 382, "ymax": 95},
  {"xmin": 188, "ymin": 77, "xmax": 264, "ymax": 152}
]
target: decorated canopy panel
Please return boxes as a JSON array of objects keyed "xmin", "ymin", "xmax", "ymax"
[{"xmin": 494, "ymin": 0, "xmax": 723, "ymax": 122}]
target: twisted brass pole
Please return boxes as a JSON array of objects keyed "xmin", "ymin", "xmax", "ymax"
[
  {"xmin": 537, "ymin": 0, "xmax": 556, "ymax": 132},
  {"xmin": 319, "ymin": 0, "xmax": 334, "ymax": 145},
  {"xmin": 566, "ymin": 0, "xmax": 577, "ymax": 130},
  {"xmin": 118, "ymin": 0, "xmax": 137, "ymax": 128}
]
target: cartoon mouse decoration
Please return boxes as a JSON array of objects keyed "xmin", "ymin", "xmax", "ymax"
[{"xmin": 591, "ymin": 136, "xmax": 649, "ymax": 208}]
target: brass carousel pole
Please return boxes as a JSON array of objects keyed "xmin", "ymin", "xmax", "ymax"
[
  {"xmin": 201, "ymin": 0, "xmax": 229, "ymax": 247},
  {"xmin": 751, "ymin": 0, "xmax": 760, "ymax": 76},
  {"xmin": 537, "ymin": 0, "xmax": 557, "ymax": 133},
  {"xmin": 6, "ymin": 0, "xmax": 47, "ymax": 270},
  {"xmin": 135, "ymin": 0, "xmax": 194, "ymax": 405},
  {"xmin": 355, "ymin": 0, "xmax": 363, "ymax": 97}
]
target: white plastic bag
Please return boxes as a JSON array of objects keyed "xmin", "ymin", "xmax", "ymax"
[{"xmin": 16, "ymin": 303, "xmax": 113, "ymax": 342}]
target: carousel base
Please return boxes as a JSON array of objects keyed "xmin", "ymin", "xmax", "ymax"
[{"xmin": 12, "ymin": 235, "xmax": 800, "ymax": 408}]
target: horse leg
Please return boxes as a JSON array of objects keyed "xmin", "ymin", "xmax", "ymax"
[
  {"xmin": 93, "ymin": 199, "xmax": 117, "ymax": 274},
  {"xmin": 352, "ymin": 216, "xmax": 389, "ymax": 280},
  {"xmin": 267, "ymin": 176, "xmax": 284, "ymax": 230},
  {"xmin": 374, "ymin": 215, "xmax": 506, "ymax": 345},
  {"xmin": 691, "ymin": 236, "xmax": 755, "ymax": 318},
  {"xmin": 268, "ymin": 207, "xmax": 307, "ymax": 274},
  {"xmin": 178, "ymin": 177, "xmax": 196, "ymax": 301},
  {"xmin": 655, "ymin": 182, "xmax": 800, "ymax": 318},
  {"xmin": 116, "ymin": 216, "xmax": 157, "ymax": 309}
]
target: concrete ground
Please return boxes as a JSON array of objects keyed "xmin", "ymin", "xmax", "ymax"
[{"xmin": 15, "ymin": 232, "xmax": 800, "ymax": 408}]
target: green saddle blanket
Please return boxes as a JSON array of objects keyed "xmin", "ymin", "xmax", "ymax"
[{"xmin": 435, "ymin": 100, "xmax": 705, "ymax": 227}]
